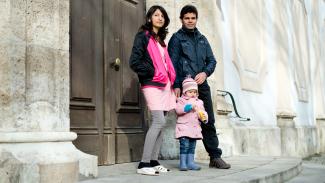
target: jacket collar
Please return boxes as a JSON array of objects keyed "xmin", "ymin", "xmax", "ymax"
[{"xmin": 178, "ymin": 26, "xmax": 203, "ymax": 40}]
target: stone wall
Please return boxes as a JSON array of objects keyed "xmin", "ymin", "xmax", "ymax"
[{"xmin": 145, "ymin": 0, "xmax": 325, "ymax": 159}]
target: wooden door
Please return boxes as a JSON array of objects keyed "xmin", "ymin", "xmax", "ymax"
[
  {"xmin": 104, "ymin": 0, "xmax": 146, "ymax": 164},
  {"xmin": 70, "ymin": 0, "xmax": 104, "ymax": 163},
  {"xmin": 70, "ymin": 0, "xmax": 145, "ymax": 165}
]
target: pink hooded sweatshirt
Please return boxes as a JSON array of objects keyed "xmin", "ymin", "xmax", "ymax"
[{"xmin": 175, "ymin": 95, "xmax": 208, "ymax": 139}]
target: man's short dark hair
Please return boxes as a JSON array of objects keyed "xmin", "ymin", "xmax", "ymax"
[{"xmin": 180, "ymin": 5, "xmax": 198, "ymax": 19}]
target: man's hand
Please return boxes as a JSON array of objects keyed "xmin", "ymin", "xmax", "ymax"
[
  {"xmin": 174, "ymin": 88, "xmax": 181, "ymax": 98},
  {"xmin": 194, "ymin": 72, "xmax": 207, "ymax": 85}
]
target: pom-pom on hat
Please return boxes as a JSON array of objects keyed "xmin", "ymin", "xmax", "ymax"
[{"xmin": 182, "ymin": 76, "xmax": 198, "ymax": 94}]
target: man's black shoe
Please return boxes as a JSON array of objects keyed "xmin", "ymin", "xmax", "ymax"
[{"xmin": 209, "ymin": 158, "xmax": 231, "ymax": 169}]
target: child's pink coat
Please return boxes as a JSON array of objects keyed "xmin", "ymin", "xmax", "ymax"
[{"xmin": 175, "ymin": 95, "xmax": 208, "ymax": 139}]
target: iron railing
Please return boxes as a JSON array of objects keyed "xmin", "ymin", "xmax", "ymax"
[{"xmin": 217, "ymin": 90, "xmax": 250, "ymax": 121}]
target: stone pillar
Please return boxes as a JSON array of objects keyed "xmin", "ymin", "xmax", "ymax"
[
  {"xmin": 277, "ymin": 112, "xmax": 298, "ymax": 156},
  {"xmin": 0, "ymin": 1, "xmax": 96, "ymax": 182},
  {"xmin": 316, "ymin": 116, "xmax": 325, "ymax": 153}
]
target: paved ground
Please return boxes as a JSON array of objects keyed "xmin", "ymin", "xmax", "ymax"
[
  {"xmin": 286, "ymin": 154, "xmax": 325, "ymax": 183},
  {"xmin": 79, "ymin": 156, "xmax": 302, "ymax": 183}
]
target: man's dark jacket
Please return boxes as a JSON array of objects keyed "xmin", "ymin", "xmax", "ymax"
[{"xmin": 168, "ymin": 27, "xmax": 217, "ymax": 88}]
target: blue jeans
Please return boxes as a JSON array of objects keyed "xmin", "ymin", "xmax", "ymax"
[{"xmin": 179, "ymin": 137, "xmax": 197, "ymax": 154}]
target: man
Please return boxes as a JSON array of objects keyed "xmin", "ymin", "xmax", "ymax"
[{"xmin": 168, "ymin": 4, "xmax": 231, "ymax": 169}]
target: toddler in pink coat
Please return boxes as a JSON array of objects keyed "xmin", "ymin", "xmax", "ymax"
[{"xmin": 175, "ymin": 77, "xmax": 208, "ymax": 171}]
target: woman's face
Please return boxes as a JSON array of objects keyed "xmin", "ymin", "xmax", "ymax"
[{"xmin": 150, "ymin": 9, "xmax": 165, "ymax": 30}]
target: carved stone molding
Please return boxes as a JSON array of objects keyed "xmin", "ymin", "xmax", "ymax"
[
  {"xmin": 232, "ymin": 0, "xmax": 268, "ymax": 93},
  {"xmin": 277, "ymin": 111, "xmax": 297, "ymax": 127},
  {"xmin": 291, "ymin": 0, "xmax": 309, "ymax": 102},
  {"xmin": 316, "ymin": 114, "xmax": 325, "ymax": 121}
]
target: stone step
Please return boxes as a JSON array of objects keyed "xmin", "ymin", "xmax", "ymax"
[
  {"xmin": 79, "ymin": 156, "xmax": 302, "ymax": 183},
  {"xmin": 285, "ymin": 161, "xmax": 325, "ymax": 183}
]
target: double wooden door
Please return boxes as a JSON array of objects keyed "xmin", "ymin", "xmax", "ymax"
[{"xmin": 70, "ymin": 0, "xmax": 146, "ymax": 165}]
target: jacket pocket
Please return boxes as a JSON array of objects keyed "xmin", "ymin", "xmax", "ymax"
[{"xmin": 143, "ymin": 61, "xmax": 154, "ymax": 77}]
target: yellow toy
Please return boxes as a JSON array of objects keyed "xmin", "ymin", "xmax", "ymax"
[{"xmin": 198, "ymin": 110, "xmax": 207, "ymax": 124}]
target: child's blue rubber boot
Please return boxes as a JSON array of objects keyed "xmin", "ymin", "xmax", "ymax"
[
  {"xmin": 187, "ymin": 154, "xmax": 201, "ymax": 170},
  {"xmin": 179, "ymin": 154, "xmax": 188, "ymax": 171}
]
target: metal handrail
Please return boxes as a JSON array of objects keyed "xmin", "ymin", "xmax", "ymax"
[{"xmin": 217, "ymin": 90, "xmax": 250, "ymax": 121}]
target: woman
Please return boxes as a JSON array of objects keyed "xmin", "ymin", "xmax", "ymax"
[{"xmin": 129, "ymin": 5, "xmax": 176, "ymax": 176}]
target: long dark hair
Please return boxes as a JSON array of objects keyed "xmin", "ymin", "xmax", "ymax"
[{"xmin": 140, "ymin": 5, "xmax": 170, "ymax": 47}]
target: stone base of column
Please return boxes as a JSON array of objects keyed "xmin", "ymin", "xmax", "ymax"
[
  {"xmin": 0, "ymin": 142, "xmax": 78, "ymax": 183},
  {"xmin": 277, "ymin": 112, "xmax": 318, "ymax": 157},
  {"xmin": 277, "ymin": 112, "xmax": 298, "ymax": 157},
  {"xmin": 0, "ymin": 132, "xmax": 98, "ymax": 182},
  {"xmin": 232, "ymin": 126, "xmax": 281, "ymax": 156},
  {"xmin": 316, "ymin": 116, "xmax": 325, "ymax": 153}
]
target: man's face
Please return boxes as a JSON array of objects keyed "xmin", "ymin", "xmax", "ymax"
[{"xmin": 181, "ymin": 12, "xmax": 197, "ymax": 30}]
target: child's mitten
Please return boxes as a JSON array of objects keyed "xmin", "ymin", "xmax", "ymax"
[{"xmin": 184, "ymin": 104, "xmax": 193, "ymax": 112}]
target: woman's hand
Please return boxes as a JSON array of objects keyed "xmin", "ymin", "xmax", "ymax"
[{"xmin": 174, "ymin": 88, "xmax": 181, "ymax": 98}]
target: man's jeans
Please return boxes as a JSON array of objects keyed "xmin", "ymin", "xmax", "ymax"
[{"xmin": 198, "ymin": 82, "xmax": 223, "ymax": 158}]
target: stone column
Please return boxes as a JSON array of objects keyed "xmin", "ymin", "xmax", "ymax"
[
  {"xmin": 316, "ymin": 116, "xmax": 325, "ymax": 153},
  {"xmin": 277, "ymin": 112, "xmax": 298, "ymax": 157},
  {"xmin": 0, "ymin": 1, "xmax": 95, "ymax": 182}
]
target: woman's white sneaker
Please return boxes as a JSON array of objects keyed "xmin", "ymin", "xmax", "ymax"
[
  {"xmin": 153, "ymin": 165, "xmax": 170, "ymax": 173},
  {"xmin": 137, "ymin": 167, "xmax": 159, "ymax": 176}
]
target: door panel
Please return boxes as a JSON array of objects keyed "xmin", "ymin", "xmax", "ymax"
[
  {"xmin": 105, "ymin": 0, "xmax": 145, "ymax": 164},
  {"xmin": 70, "ymin": 0, "xmax": 104, "ymax": 164},
  {"xmin": 71, "ymin": 0, "xmax": 145, "ymax": 165},
  {"xmin": 120, "ymin": 1, "xmax": 141, "ymax": 107}
]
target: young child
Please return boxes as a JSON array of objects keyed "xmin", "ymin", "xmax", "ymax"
[{"xmin": 175, "ymin": 77, "xmax": 208, "ymax": 171}]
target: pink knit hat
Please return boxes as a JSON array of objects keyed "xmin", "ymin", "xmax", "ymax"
[{"xmin": 182, "ymin": 77, "xmax": 198, "ymax": 94}]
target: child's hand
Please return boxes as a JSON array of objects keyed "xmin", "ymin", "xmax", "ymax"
[
  {"xmin": 193, "ymin": 105, "xmax": 198, "ymax": 112},
  {"xmin": 184, "ymin": 104, "xmax": 193, "ymax": 113}
]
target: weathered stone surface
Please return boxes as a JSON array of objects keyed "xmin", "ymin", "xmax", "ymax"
[
  {"xmin": 0, "ymin": 42, "xmax": 26, "ymax": 132},
  {"xmin": 0, "ymin": 0, "xmax": 97, "ymax": 180},
  {"xmin": 39, "ymin": 162, "xmax": 78, "ymax": 183},
  {"xmin": 0, "ymin": 142, "xmax": 79, "ymax": 183},
  {"xmin": 0, "ymin": 0, "xmax": 70, "ymax": 132},
  {"xmin": 0, "ymin": 152, "xmax": 26, "ymax": 183},
  {"xmin": 317, "ymin": 119, "xmax": 325, "ymax": 153},
  {"xmin": 232, "ymin": 126, "xmax": 282, "ymax": 156}
]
